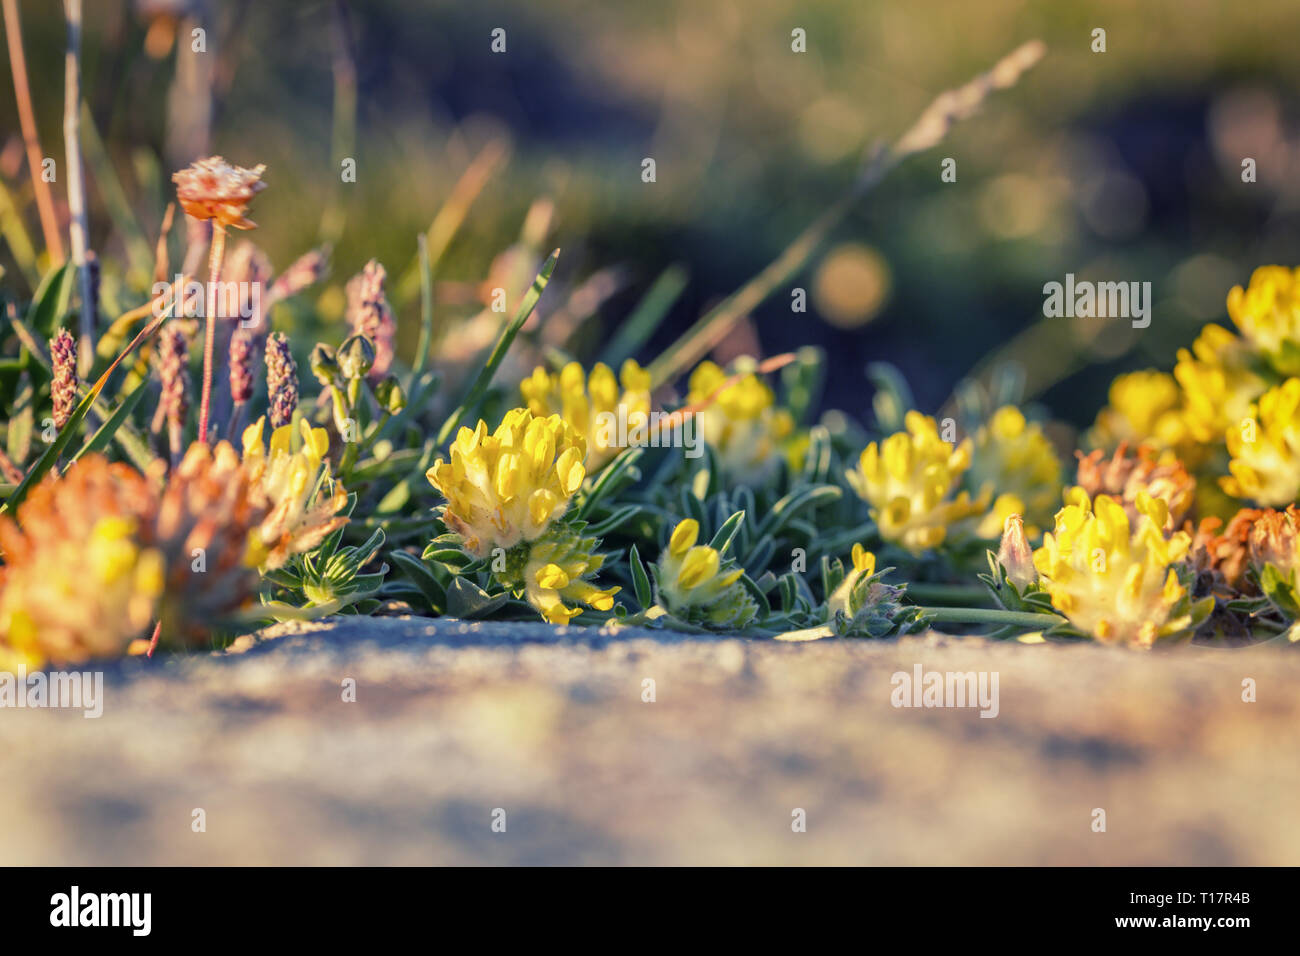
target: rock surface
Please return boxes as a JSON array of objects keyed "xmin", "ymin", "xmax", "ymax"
[{"xmin": 1, "ymin": 616, "xmax": 1297, "ymax": 865}]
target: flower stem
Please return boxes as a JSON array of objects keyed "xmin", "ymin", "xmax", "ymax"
[
  {"xmin": 906, "ymin": 583, "xmax": 991, "ymax": 606},
  {"xmin": 62, "ymin": 0, "xmax": 95, "ymax": 375},
  {"xmin": 3, "ymin": 0, "xmax": 63, "ymax": 265},
  {"xmin": 921, "ymin": 606, "xmax": 1058, "ymax": 629},
  {"xmin": 197, "ymin": 221, "xmax": 226, "ymax": 443}
]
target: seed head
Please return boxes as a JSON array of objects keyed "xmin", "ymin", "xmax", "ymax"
[
  {"xmin": 49, "ymin": 328, "xmax": 79, "ymax": 430},
  {"xmin": 345, "ymin": 259, "xmax": 395, "ymax": 379},
  {"xmin": 172, "ymin": 155, "xmax": 267, "ymax": 230},
  {"xmin": 228, "ymin": 326, "xmax": 256, "ymax": 405},
  {"xmin": 265, "ymin": 331, "xmax": 299, "ymax": 428}
]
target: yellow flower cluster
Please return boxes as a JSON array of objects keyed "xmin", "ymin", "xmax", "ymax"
[
  {"xmin": 966, "ymin": 406, "xmax": 1063, "ymax": 537},
  {"xmin": 1032, "ymin": 491, "xmax": 1211, "ymax": 648},
  {"xmin": 0, "ymin": 443, "xmax": 271, "ymax": 668},
  {"xmin": 1087, "ymin": 369, "xmax": 1192, "ymax": 455},
  {"xmin": 846, "ymin": 411, "xmax": 988, "ymax": 554},
  {"xmin": 1173, "ymin": 324, "xmax": 1265, "ymax": 448},
  {"xmin": 0, "ymin": 460, "xmax": 164, "ymax": 669},
  {"xmin": 826, "ymin": 543, "xmax": 878, "ymax": 620},
  {"xmin": 1226, "ymin": 265, "xmax": 1300, "ymax": 376},
  {"xmin": 1085, "ymin": 267, "xmax": 1300, "ymax": 518},
  {"xmin": 654, "ymin": 518, "xmax": 756, "ymax": 629},
  {"xmin": 426, "ymin": 408, "xmax": 587, "ymax": 558},
  {"xmin": 517, "ymin": 524, "xmax": 619, "ymax": 624},
  {"xmin": 242, "ymin": 416, "xmax": 350, "ymax": 570},
  {"xmin": 520, "ymin": 359, "xmax": 651, "ymax": 471},
  {"xmin": 686, "ymin": 360, "xmax": 794, "ymax": 477},
  {"xmin": 1223, "ymin": 378, "xmax": 1300, "ymax": 507}
]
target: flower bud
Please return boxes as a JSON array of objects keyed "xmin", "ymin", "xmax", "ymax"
[
  {"xmin": 310, "ymin": 342, "xmax": 341, "ymax": 387},
  {"xmin": 996, "ymin": 513, "xmax": 1037, "ymax": 590},
  {"xmin": 373, "ymin": 376, "xmax": 406, "ymax": 415},
  {"xmin": 337, "ymin": 333, "xmax": 375, "ymax": 381}
]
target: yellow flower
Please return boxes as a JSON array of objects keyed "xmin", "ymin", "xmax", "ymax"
[
  {"xmin": 1088, "ymin": 369, "xmax": 1190, "ymax": 453},
  {"xmin": 514, "ymin": 524, "xmax": 619, "ymax": 624},
  {"xmin": 846, "ymin": 411, "xmax": 989, "ymax": 554},
  {"xmin": 0, "ymin": 489, "xmax": 163, "ymax": 669},
  {"xmin": 0, "ymin": 446, "xmax": 266, "ymax": 666},
  {"xmin": 426, "ymin": 408, "xmax": 587, "ymax": 558},
  {"xmin": 1222, "ymin": 378, "xmax": 1300, "ymax": 506},
  {"xmin": 1032, "ymin": 491, "xmax": 1211, "ymax": 648},
  {"xmin": 242, "ymin": 416, "xmax": 350, "ymax": 570},
  {"xmin": 1226, "ymin": 265, "xmax": 1300, "ymax": 376},
  {"xmin": 686, "ymin": 360, "xmax": 794, "ymax": 477},
  {"xmin": 1173, "ymin": 324, "xmax": 1267, "ymax": 447},
  {"xmin": 520, "ymin": 359, "xmax": 651, "ymax": 471},
  {"xmin": 653, "ymin": 518, "xmax": 757, "ymax": 629},
  {"xmin": 967, "ymin": 406, "xmax": 1062, "ymax": 537}
]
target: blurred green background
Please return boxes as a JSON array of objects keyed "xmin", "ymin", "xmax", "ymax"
[{"xmin": 4, "ymin": 0, "xmax": 1300, "ymax": 428}]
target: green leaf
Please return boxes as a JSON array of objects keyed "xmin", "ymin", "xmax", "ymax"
[
  {"xmin": 27, "ymin": 263, "xmax": 75, "ymax": 339},
  {"xmin": 708, "ymin": 510, "xmax": 745, "ymax": 556},
  {"xmin": 70, "ymin": 378, "xmax": 148, "ymax": 464},
  {"xmin": 737, "ymin": 572, "xmax": 771, "ymax": 620},
  {"xmin": 388, "ymin": 550, "xmax": 447, "ymax": 612},
  {"xmin": 755, "ymin": 484, "xmax": 841, "ymax": 539},
  {"xmin": 866, "ymin": 362, "xmax": 915, "ymax": 434},
  {"xmin": 2, "ymin": 287, "xmax": 177, "ymax": 515},
  {"xmin": 446, "ymin": 576, "xmax": 510, "ymax": 619},
  {"xmin": 414, "ymin": 232, "xmax": 436, "ymax": 375},
  {"xmin": 629, "ymin": 543, "xmax": 652, "ymax": 608},
  {"xmin": 586, "ymin": 504, "xmax": 646, "ymax": 537},
  {"xmin": 599, "ymin": 263, "xmax": 688, "ymax": 369},
  {"xmin": 575, "ymin": 445, "xmax": 643, "ymax": 520},
  {"xmin": 6, "ymin": 374, "xmax": 32, "ymax": 466}
]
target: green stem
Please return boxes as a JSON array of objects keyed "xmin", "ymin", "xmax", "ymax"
[
  {"xmin": 922, "ymin": 607, "xmax": 1057, "ymax": 629},
  {"xmin": 434, "ymin": 249, "xmax": 558, "ymax": 447},
  {"xmin": 907, "ymin": 583, "xmax": 991, "ymax": 605}
]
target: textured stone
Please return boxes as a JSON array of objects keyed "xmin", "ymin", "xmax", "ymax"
[{"xmin": 1, "ymin": 616, "xmax": 1297, "ymax": 865}]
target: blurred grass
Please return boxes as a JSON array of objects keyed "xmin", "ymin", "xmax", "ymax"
[{"xmin": 2, "ymin": 0, "xmax": 1300, "ymax": 428}]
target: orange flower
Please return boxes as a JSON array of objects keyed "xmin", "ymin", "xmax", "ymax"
[
  {"xmin": 172, "ymin": 156, "xmax": 267, "ymax": 229},
  {"xmin": 1074, "ymin": 443, "xmax": 1196, "ymax": 533},
  {"xmin": 1191, "ymin": 509, "xmax": 1263, "ymax": 594}
]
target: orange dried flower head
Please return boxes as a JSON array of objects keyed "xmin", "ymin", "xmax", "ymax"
[
  {"xmin": 1191, "ymin": 509, "xmax": 1264, "ymax": 594},
  {"xmin": 1248, "ymin": 505, "xmax": 1300, "ymax": 578},
  {"xmin": 0, "ymin": 458, "xmax": 163, "ymax": 668},
  {"xmin": 1074, "ymin": 442, "xmax": 1196, "ymax": 533},
  {"xmin": 148, "ymin": 440, "xmax": 267, "ymax": 643},
  {"xmin": 0, "ymin": 444, "xmax": 272, "ymax": 667},
  {"xmin": 172, "ymin": 156, "xmax": 267, "ymax": 229}
]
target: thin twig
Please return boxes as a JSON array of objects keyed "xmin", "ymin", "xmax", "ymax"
[
  {"xmin": 62, "ymin": 0, "xmax": 95, "ymax": 374},
  {"xmin": 153, "ymin": 201, "xmax": 175, "ymax": 284},
  {"xmin": 197, "ymin": 222, "xmax": 227, "ymax": 443},
  {"xmin": 646, "ymin": 40, "xmax": 1046, "ymax": 388},
  {"xmin": 2, "ymin": 0, "xmax": 64, "ymax": 264},
  {"xmin": 643, "ymin": 353, "xmax": 797, "ymax": 444}
]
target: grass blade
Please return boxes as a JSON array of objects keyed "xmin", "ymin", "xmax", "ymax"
[
  {"xmin": 414, "ymin": 232, "xmax": 435, "ymax": 375},
  {"xmin": 70, "ymin": 377, "xmax": 148, "ymax": 464},
  {"xmin": 599, "ymin": 263, "xmax": 687, "ymax": 369},
  {"xmin": 434, "ymin": 249, "xmax": 559, "ymax": 446},
  {"xmin": 2, "ymin": 287, "xmax": 176, "ymax": 514}
]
